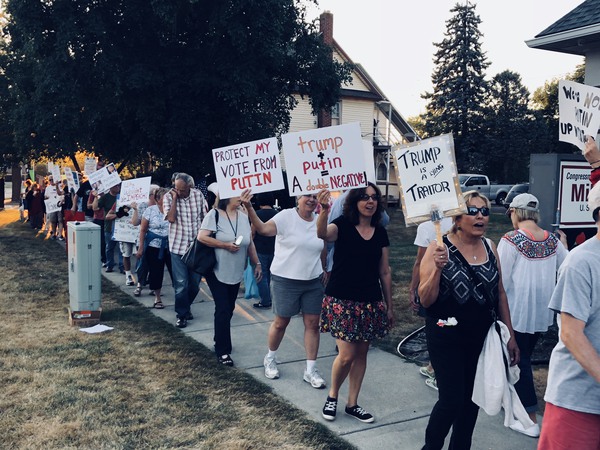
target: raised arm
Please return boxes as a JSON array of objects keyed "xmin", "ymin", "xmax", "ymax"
[
  {"xmin": 240, "ymin": 189, "xmax": 277, "ymax": 236},
  {"xmin": 417, "ymin": 242, "xmax": 448, "ymax": 308},
  {"xmin": 316, "ymin": 189, "xmax": 338, "ymax": 242}
]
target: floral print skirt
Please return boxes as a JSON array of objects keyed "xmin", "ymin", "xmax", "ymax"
[{"xmin": 319, "ymin": 295, "xmax": 389, "ymax": 343}]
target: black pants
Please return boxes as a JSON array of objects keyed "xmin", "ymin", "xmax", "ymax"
[
  {"xmin": 145, "ymin": 246, "xmax": 172, "ymax": 291},
  {"xmin": 93, "ymin": 219, "xmax": 106, "ymax": 263},
  {"xmin": 423, "ymin": 315, "xmax": 491, "ymax": 450},
  {"xmin": 514, "ymin": 331, "xmax": 541, "ymax": 412},
  {"xmin": 205, "ymin": 271, "xmax": 240, "ymax": 357}
]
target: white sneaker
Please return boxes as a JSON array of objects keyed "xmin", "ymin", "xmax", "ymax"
[
  {"xmin": 303, "ymin": 367, "xmax": 326, "ymax": 389},
  {"xmin": 509, "ymin": 421, "xmax": 540, "ymax": 438},
  {"xmin": 126, "ymin": 275, "xmax": 135, "ymax": 286},
  {"xmin": 425, "ymin": 377, "xmax": 438, "ymax": 391},
  {"xmin": 264, "ymin": 355, "xmax": 279, "ymax": 379}
]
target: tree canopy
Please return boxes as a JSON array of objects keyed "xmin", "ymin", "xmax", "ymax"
[{"xmin": 1, "ymin": 0, "xmax": 351, "ymax": 175}]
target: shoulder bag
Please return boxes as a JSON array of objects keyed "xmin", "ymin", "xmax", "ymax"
[{"xmin": 181, "ymin": 209, "xmax": 219, "ymax": 275}]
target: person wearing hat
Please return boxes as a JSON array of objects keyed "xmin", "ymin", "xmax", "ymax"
[
  {"xmin": 538, "ymin": 183, "xmax": 600, "ymax": 449},
  {"xmin": 497, "ymin": 193, "xmax": 568, "ymax": 437}
]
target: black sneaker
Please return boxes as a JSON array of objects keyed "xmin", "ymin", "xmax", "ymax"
[
  {"xmin": 176, "ymin": 318, "xmax": 187, "ymax": 328},
  {"xmin": 322, "ymin": 396, "xmax": 337, "ymax": 421},
  {"xmin": 185, "ymin": 312, "xmax": 194, "ymax": 320},
  {"xmin": 218, "ymin": 354, "xmax": 234, "ymax": 366},
  {"xmin": 345, "ymin": 405, "xmax": 374, "ymax": 423},
  {"xmin": 105, "ymin": 267, "xmax": 114, "ymax": 273},
  {"xmin": 253, "ymin": 302, "xmax": 271, "ymax": 309}
]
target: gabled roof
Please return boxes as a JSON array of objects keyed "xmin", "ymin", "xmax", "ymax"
[{"xmin": 526, "ymin": 0, "xmax": 600, "ymax": 55}]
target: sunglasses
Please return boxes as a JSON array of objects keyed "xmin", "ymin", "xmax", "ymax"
[
  {"xmin": 358, "ymin": 194, "xmax": 380, "ymax": 201},
  {"xmin": 466, "ymin": 206, "xmax": 490, "ymax": 216}
]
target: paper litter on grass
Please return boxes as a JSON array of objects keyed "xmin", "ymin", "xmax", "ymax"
[{"xmin": 79, "ymin": 324, "xmax": 114, "ymax": 334}]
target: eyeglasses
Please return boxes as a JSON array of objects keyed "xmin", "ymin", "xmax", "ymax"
[
  {"xmin": 302, "ymin": 194, "xmax": 317, "ymax": 199},
  {"xmin": 466, "ymin": 206, "xmax": 490, "ymax": 216},
  {"xmin": 358, "ymin": 194, "xmax": 380, "ymax": 202}
]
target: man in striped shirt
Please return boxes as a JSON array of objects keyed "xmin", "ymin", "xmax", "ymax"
[{"xmin": 164, "ymin": 173, "xmax": 208, "ymax": 328}]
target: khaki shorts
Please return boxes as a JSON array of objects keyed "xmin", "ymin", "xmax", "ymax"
[{"xmin": 119, "ymin": 241, "xmax": 135, "ymax": 258}]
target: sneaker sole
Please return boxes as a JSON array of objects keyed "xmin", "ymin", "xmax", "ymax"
[
  {"xmin": 322, "ymin": 413, "xmax": 336, "ymax": 421},
  {"xmin": 345, "ymin": 412, "xmax": 374, "ymax": 423},
  {"xmin": 303, "ymin": 377, "xmax": 326, "ymax": 389},
  {"xmin": 264, "ymin": 372, "xmax": 279, "ymax": 379}
]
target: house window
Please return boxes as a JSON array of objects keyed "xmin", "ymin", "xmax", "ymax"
[
  {"xmin": 331, "ymin": 102, "xmax": 341, "ymax": 126},
  {"xmin": 377, "ymin": 162, "xmax": 387, "ymax": 181}
]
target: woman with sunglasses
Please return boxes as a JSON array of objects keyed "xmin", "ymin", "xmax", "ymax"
[
  {"xmin": 240, "ymin": 189, "xmax": 328, "ymax": 388},
  {"xmin": 497, "ymin": 193, "xmax": 568, "ymax": 437},
  {"xmin": 316, "ymin": 182, "xmax": 393, "ymax": 423},
  {"xmin": 418, "ymin": 190, "xmax": 519, "ymax": 450}
]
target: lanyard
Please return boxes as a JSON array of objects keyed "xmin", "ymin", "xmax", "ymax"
[{"xmin": 225, "ymin": 209, "xmax": 238, "ymax": 237}]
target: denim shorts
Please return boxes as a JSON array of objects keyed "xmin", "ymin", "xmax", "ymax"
[{"xmin": 271, "ymin": 274, "xmax": 324, "ymax": 317}]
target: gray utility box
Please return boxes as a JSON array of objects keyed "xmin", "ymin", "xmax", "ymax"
[{"xmin": 67, "ymin": 221, "xmax": 102, "ymax": 312}]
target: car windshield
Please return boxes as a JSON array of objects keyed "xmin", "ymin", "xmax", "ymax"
[{"xmin": 459, "ymin": 175, "xmax": 468, "ymax": 184}]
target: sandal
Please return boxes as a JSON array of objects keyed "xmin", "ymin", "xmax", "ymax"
[
  {"xmin": 153, "ymin": 300, "xmax": 164, "ymax": 309},
  {"xmin": 133, "ymin": 286, "xmax": 142, "ymax": 297}
]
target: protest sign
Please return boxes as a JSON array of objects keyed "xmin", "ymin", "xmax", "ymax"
[
  {"xmin": 63, "ymin": 167, "xmax": 79, "ymax": 192},
  {"xmin": 118, "ymin": 177, "xmax": 151, "ymax": 208},
  {"xmin": 44, "ymin": 185, "xmax": 62, "ymax": 214},
  {"xmin": 558, "ymin": 80, "xmax": 600, "ymax": 151},
  {"xmin": 84, "ymin": 157, "xmax": 98, "ymax": 175},
  {"xmin": 87, "ymin": 163, "xmax": 121, "ymax": 193},
  {"xmin": 281, "ymin": 122, "xmax": 367, "ymax": 195},
  {"xmin": 48, "ymin": 162, "xmax": 61, "ymax": 183},
  {"xmin": 393, "ymin": 133, "xmax": 465, "ymax": 226},
  {"xmin": 362, "ymin": 139, "xmax": 376, "ymax": 183},
  {"xmin": 212, "ymin": 137, "xmax": 284, "ymax": 199},
  {"xmin": 557, "ymin": 161, "xmax": 595, "ymax": 228},
  {"xmin": 112, "ymin": 216, "xmax": 139, "ymax": 243}
]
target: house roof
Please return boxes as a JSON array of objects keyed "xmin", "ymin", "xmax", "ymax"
[
  {"xmin": 332, "ymin": 39, "xmax": 419, "ymax": 140},
  {"xmin": 526, "ymin": 0, "xmax": 600, "ymax": 55}
]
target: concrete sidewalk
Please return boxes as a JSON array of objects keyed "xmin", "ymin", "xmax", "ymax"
[{"xmin": 102, "ymin": 268, "xmax": 540, "ymax": 450}]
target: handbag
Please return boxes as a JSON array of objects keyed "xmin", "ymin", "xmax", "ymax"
[
  {"xmin": 244, "ymin": 258, "xmax": 260, "ymax": 299},
  {"xmin": 181, "ymin": 209, "xmax": 219, "ymax": 275}
]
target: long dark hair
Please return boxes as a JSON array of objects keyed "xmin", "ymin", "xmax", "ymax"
[{"xmin": 342, "ymin": 182, "xmax": 383, "ymax": 226}]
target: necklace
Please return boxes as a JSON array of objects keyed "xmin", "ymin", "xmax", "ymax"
[
  {"xmin": 225, "ymin": 209, "xmax": 238, "ymax": 237},
  {"xmin": 456, "ymin": 233, "xmax": 479, "ymax": 261}
]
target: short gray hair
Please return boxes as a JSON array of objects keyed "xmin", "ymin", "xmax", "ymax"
[{"xmin": 174, "ymin": 172, "xmax": 194, "ymax": 187}]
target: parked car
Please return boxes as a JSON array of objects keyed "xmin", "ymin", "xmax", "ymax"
[
  {"xmin": 459, "ymin": 174, "xmax": 514, "ymax": 205},
  {"xmin": 503, "ymin": 183, "xmax": 529, "ymax": 209}
]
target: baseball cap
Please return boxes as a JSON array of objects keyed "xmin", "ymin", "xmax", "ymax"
[{"xmin": 509, "ymin": 193, "xmax": 539, "ymax": 211}]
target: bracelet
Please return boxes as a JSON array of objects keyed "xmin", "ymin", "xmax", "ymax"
[{"xmin": 255, "ymin": 262, "xmax": 261, "ymax": 266}]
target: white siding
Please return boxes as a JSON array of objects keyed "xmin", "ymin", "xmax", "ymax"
[
  {"xmin": 289, "ymin": 95, "xmax": 317, "ymax": 132},
  {"xmin": 340, "ymin": 99, "xmax": 376, "ymax": 137},
  {"xmin": 334, "ymin": 51, "xmax": 370, "ymax": 92}
]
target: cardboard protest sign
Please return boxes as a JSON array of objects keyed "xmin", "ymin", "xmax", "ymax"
[
  {"xmin": 84, "ymin": 157, "xmax": 98, "ymax": 175},
  {"xmin": 48, "ymin": 162, "xmax": 61, "ymax": 183},
  {"xmin": 558, "ymin": 80, "xmax": 600, "ymax": 151},
  {"xmin": 43, "ymin": 185, "xmax": 62, "ymax": 214},
  {"xmin": 112, "ymin": 216, "xmax": 139, "ymax": 243},
  {"xmin": 87, "ymin": 163, "xmax": 121, "ymax": 193},
  {"xmin": 557, "ymin": 161, "xmax": 595, "ymax": 228},
  {"xmin": 118, "ymin": 177, "xmax": 151, "ymax": 208},
  {"xmin": 281, "ymin": 122, "xmax": 367, "ymax": 196},
  {"xmin": 63, "ymin": 167, "xmax": 79, "ymax": 192},
  {"xmin": 393, "ymin": 133, "xmax": 465, "ymax": 226},
  {"xmin": 212, "ymin": 137, "xmax": 283, "ymax": 199}
]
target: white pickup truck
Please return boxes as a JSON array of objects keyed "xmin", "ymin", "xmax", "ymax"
[{"xmin": 459, "ymin": 174, "xmax": 514, "ymax": 205}]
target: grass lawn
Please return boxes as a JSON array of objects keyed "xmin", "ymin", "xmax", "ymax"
[{"xmin": 0, "ymin": 208, "xmax": 355, "ymax": 450}]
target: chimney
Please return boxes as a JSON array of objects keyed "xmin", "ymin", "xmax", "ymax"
[
  {"xmin": 318, "ymin": 11, "xmax": 334, "ymax": 128},
  {"xmin": 319, "ymin": 11, "xmax": 333, "ymax": 46}
]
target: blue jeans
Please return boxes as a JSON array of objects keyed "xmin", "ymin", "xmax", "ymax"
[
  {"xmin": 171, "ymin": 253, "xmax": 201, "ymax": 319},
  {"xmin": 514, "ymin": 331, "xmax": 541, "ymax": 413},
  {"xmin": 256, "ymin": 253, "xmax": 273, "ymax": 306},
  {"xmin": 105, "ymin": 231, "xmax": 123, "ymax": 271}
]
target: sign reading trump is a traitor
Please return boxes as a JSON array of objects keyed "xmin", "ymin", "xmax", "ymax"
[
  {"xmin": 281, "ymin": 122, "xmax": 367, "ymax": 195},
  {"xmin": 558, "ymin": 80, "xmax": 600, "ymax": 151},
  {"xmin": 213, "ymin": 137, "xmax": 284, "ymax": 199},
  {"xmin": 393, "ymin": 133, "xmax": 465, "ymax": 226}
]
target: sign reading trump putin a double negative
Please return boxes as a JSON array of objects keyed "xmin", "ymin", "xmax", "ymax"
[
  {"xmin": 393, "ymin": 133, "xmax": 465, "ymax": 226},
  {"xmin": 281, "ymin": 122, "xmax": 367, "ymax": 195},
  {"xmin": 213, "ymin": 137, "xmax": 284, "ymax": 199}
]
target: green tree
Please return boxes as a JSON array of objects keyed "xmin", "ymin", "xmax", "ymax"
[
  {"xmin": 531, "ymin": 63, "xmax": 585, "ymax": 154},
  {"xmin": 1, "ymin": 0, "xmax": 351, "ymax": 175},
  {"xmin": 421, "ymin": 2, "xmax": 489, "ymax": 172}
]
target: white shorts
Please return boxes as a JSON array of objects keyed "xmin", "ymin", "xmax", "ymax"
[{"xmin": 119, "ymin": 241, "xmax": 135, "ymax": 257}]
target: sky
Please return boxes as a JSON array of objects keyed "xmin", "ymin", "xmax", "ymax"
[{"xmin": 306, "ymin": 0, "xmax": 585, "ymax": 118}]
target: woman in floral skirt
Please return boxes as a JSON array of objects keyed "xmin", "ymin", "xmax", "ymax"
[{"xmin": 316, "ymin": 183, "xmax": 394, "ymax": 423}]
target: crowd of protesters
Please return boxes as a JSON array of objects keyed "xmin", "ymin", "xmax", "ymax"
[{"xmin": 17, "ymin": 142, "xmax": 600, "ymax": 449}]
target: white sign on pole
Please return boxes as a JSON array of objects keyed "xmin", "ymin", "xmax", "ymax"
[
  {"xmin": 558, "ymin": 80, "xmax": 600, "ymax": 151},
  {"xmin": 393, "ymin": 133, "xmax": 465, "ymax": 226},
  {"xmin": 212, "ymin": 137, "xmax": 284, "ymax": 199},
  {"xmin": 84, "ymin": 157, "xmax": 98, "ymax": 176},
  {"xmin": 118, "ymin": 177, "xmax": 151, "ymax": 208},
  {"xmin": 112, "ymin": 217, "xmax": 139, "ymax": 243},
  {"xmin": 281, "ymin": 122, "xmax": 367, "ymax": 196},
  {"xmin": 64, "ymin": 167, "xmax": 76, "ymax": 192},
  {"xmin": 557, "ymin": 161, "xmax": 595, "ymax": 228},
  {"xmin": 48, "ymin": 162, "xmax": 61, "ymax": 183}
]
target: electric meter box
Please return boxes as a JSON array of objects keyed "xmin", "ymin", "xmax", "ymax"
[{"xmin": 67, "ymin": 221, "xmax": 102, "ymax": 312}]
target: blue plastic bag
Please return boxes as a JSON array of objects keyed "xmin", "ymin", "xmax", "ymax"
[{"xmin": 244, "ymin": 259, "xmax": 259, "ymax": 299}]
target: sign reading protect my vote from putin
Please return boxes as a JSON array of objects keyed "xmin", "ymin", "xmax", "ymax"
[
  {"xmin": 281, "ymin": 123, "xmax": 367, "ymax": 195},
  {"xmin": 393, "ymin": 133, "xmax": 465, "ymax": 226},
  {"xmin": 213, "ymin": 137, "xmax": 284, "ymax": 199},
  {"xmin": 558, "ymin": 80, "xmax": 600, "ymax": 151}
]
